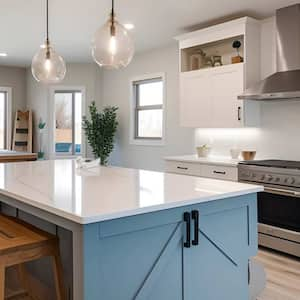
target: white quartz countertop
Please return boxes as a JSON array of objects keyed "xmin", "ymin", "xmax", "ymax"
[
  {"xmin": 0, "ymin": 159, "xmax": 262, "ymax": 224},
  {"xmin": 165, "ymin": 155, "xmax": 241, "ymax": 167}
]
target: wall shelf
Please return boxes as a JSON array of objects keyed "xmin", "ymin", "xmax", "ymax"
[{"xmin": 181, "ymin": 35, "xmax": 244, "ymax": 72}]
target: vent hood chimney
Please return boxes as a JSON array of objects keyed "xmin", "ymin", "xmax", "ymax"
[{"xmin": 238, "ymin": 4, "xmax": 300, "ymax": 100}]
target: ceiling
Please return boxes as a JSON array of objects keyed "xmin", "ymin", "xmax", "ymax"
[{"xmin": 0, "ymin": 0, "xmax": 299, "ymax": 67}]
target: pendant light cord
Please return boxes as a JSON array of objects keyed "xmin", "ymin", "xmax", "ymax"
[
  {"xmin": 45, "ymin": 0, "xmax": 50, "ymax": 58},
  {"xmin": 46, "ymin": 0, "xmax": 49, "ymax": 42},
  {"xmin": 110, "ymin": 0, "xmax": 116, "ymax": 36}
]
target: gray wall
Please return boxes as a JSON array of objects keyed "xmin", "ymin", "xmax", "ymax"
[
  {"xmin": 101, "ymin": 45, "xmax": 195, "ymax": 171},
  {"xmin": 0, "ymin": 65, "xmax": 26, "ymax": 118}
]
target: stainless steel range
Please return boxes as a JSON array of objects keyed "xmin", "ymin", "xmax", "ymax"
[{"xmin": 238, "ymin": 160, "xmax": 300, "ymax": 257}]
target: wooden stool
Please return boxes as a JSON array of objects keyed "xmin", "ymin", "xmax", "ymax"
[{"xmin": 0, "ymin": 214, "xmax": 65, "ymax": 300}]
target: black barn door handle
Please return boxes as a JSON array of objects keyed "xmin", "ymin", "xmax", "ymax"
[
  {"xmin": 192, "ymin": 210, "xmax": 199, "ymax": 246},
  {"xmin": 183, "ymin": 212, "xmax": 191, "ymax": 248}
]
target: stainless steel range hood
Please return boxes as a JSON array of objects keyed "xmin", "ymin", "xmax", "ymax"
[{"xmin": 238, "ymin": 4, "xmax": 300, "ymax": 100}]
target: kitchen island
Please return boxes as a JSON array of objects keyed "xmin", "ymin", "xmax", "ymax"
[{"xmin": 0, "ymin": 159, "xmax": 262, "ymax": 300}]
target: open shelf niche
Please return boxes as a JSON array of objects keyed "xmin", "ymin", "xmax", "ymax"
[{"xmin": 181, "ymin": 35, "xmax": 244, "ymax": 72}]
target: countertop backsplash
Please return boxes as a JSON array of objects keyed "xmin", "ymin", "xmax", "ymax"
[{"xmin": 195, "ymin": 100, "xmax": 300, "ymax": 161}]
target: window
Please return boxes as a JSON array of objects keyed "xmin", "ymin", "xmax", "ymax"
[
  {"xmin": 54, "ymin": 90, "xmax": 82, "ymax": 155},
  {"xmin": 0, "ymin": 91, "xmax": 7, "ymax": 149},
  {"xmin": 131, "ymin": 74, "xmax": 165, "ymax": 144},
  {"xmin": 0, "ymin": 88, "xmax": 11, "ymax": 150}
]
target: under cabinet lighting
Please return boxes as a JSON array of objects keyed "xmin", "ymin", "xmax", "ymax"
[{"xmin": 0, "ymin": 53, "xmax": 7, "ymax": 57}]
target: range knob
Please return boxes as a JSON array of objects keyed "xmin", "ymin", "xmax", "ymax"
[
  {"xmin": 260, "ymin": 174, "xmax": 266, "ymax": 181},
  {"xmin": 266, "ymin": 175, "xmax": 273, "ymax": 181},
  {"xmin": 285, "ymin": 177, "xmax": 296, "ymax": 185}
]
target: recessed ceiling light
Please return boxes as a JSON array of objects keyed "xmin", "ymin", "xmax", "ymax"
[
  {"xmin": 0, "ymin": 53, "xmax": 7, "ymax": 57},
  {"xmin": 124, "ymin": 23, "xmax": 135, "ymax": 30}
]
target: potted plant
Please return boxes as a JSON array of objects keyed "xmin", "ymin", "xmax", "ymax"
[
  {"xmin": 82, "ymin": 101, "xmax": 118, "ymax": 165},
  {"xmin": 38, "ymin": 119, "xmax": 46, "ymax": 160},
  {"xmin": 231, "ymin": 40, "xmax": 244, "ymax": 64}
]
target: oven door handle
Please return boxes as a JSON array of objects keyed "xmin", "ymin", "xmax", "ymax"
[{"xmin": 264, "ymin": 187, "xmax": 300, "ymax": 197}]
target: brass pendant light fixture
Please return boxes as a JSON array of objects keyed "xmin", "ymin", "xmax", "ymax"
[
  {"xmin": 91, "ymin": 0, "xmax": 135, "ymax": 69},
  {"xmin": 31, "ymin": 0, "xmax": 66, "ymax": 84}
]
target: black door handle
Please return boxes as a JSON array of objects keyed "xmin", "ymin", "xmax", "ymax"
[
  {"xmin": 191, "ymin": 210, "xmax": 199, "ymax": 246},
  {"xmin": 238, "ymin": 106, "xmax": 241, "ymax": 121},
  {"xmin": 177, "ymin": 166, "xmax": 188, "ymax": 170},
  {"xmin": 183, "ymin": 212, "xmax": 191, "ymax": 248},
  {"xmin": 213, "ymin": 170, "xmax": 226, "ymax": 175}
]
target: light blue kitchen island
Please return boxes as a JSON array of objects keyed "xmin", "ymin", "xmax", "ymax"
[{"xmin": 0, "ymin": 160, "xmax": 262, "ymax": 300}]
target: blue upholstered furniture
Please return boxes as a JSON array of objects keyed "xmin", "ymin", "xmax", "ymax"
[{"xmin": 55, "ymin": 143, "xmax": 81, "ymax": 153}]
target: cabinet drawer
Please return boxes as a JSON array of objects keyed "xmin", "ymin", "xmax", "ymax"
[
  {"xmin": 201, "ymin": 165, "xmax": 237, "ymax": 181},
  {"xmin": 165, "ymin": 161, "xmax": 201, "ymax": 176}
]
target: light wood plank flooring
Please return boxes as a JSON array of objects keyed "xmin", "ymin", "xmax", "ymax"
[{"xmin": 256, "ymin": 248, "xmax": 300, "ymax": 300}]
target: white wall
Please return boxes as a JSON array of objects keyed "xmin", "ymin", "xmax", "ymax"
[
  {"xmin": 195, "ymin": 17, "xmax": 300, "ymax": 161},
  {"xmin": 26, "ymin": 63, "xmax": 102, "ymax": 156},
  {"xmin": 101, "ymin": 45, "xmax": 195, "ymax": 171}
]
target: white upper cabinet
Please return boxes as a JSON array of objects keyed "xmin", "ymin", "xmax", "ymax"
[{"xmin": 176, "ymin": 17, "xmax": 261, "ymax": 128}]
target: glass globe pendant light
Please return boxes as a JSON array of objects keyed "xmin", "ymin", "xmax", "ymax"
[
  {"xmin": 31, "ymin": 0, "xmax": 66, "ymax": 84},
  {"xmin": 91, "ymin": 0, "xmax": 135, "ymax": 69}
]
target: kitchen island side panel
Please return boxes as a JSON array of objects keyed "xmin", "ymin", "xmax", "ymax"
[{"xmin": 82, "ymin": 193, "xmax": 258, "ymax": 300}]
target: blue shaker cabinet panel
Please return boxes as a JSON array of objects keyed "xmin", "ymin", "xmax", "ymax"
[
  {"xmin": 83, "ymin": 220, "xmax": 184, "ymax": 300},
  {"xmin": 184, "ymin": 204, "xmax": 251, "ymax": 299},
  {"xmin": 83, "ymin": 194, "xmax": 257, "ymax": 300}
]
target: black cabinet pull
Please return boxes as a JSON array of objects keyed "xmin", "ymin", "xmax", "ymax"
[
  {"xmin": 238, "ymin": 106, "xmax": 241, "ymax": 121},
  {"xmin": 213, "ymin": 170, "xmax": 226, "ymax": 175},
  {"xmin": 183, "ymin": 212, "xmax": 191, "ymax": 248},
  {"xmin": 177, "ymin": 166, "xmax": 188, "ymax": 170},
  {"xmin": 191, "ymin": 210, "xmax": 199, "ymax": 246}
]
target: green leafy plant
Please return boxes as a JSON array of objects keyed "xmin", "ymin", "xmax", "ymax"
[
  {"xmin": 38, "ymin": 119, "xmax": 46, "ymax": 160},
  {"xmin": 82, "ymin": 102, "xmax": 118, "ymax": 165},
  {"xmin": 232, "ymin": 40, "xmax": 242, "ymax": 56},
  {"xmin": 38, "ymin": 120, "xmax": 46, "ymax": 130}
]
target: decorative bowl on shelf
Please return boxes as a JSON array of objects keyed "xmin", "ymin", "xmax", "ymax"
[
  {"xmin": 241, "ymin": 151, "xmax": 256, "ymax": 161},
  {"xmin": 196, "ymin": 145, "xmax": 211, "ymax": 158},
  {"xmin": 230, "ymin": 148, "xmax": 241, "ymax": 159}
]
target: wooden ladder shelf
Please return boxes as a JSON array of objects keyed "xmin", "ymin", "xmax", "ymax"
[{"xmin": 12, "ymin": 111, "xmax": 32, "ymax": 153}]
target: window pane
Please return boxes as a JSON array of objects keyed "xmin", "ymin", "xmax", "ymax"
[
  {"xmin": 138, "ymin": 80, "xmax": 163, "ymax": 106},
  {"xmin": 55, "ymin": 93, "xmax": 73, "ymax": 154},
  {"xmin": 0, "ymin": 93, "xmax": 6, "ymax": 149},
  {"xmin": 138, "ymin": 109, "xmax": 163, "ymax": 138},
  {"xmin": 75, "ymin": 92, "xmax": 82, "ymax": 154}
]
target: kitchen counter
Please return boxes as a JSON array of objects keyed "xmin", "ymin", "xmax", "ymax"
[
  {"xmin": 165, "ymin": 154, "xmax": 241, "ymax": 167},
  {"xmin": 0, "ymin": 159, "xmax": 261, "ymax": 224},
  {"xmin": 0, "ymin": 159, "xmax": 262, "ymax": 300},
  {"xmin": 0, "ymin": 150, "xmax": 37, "ymax": 162}
]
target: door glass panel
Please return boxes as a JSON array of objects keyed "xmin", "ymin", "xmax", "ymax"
[
  {"xmin": 75, "ymin": 92, "xmax": 82, "ymax": 154},
  {"xmin": 0, "ymin": 92, "xmax": 6, "ymax": 149},
  {"xmin": 55, "ymin": 93, "xmax": 73, "ymax": 154},
  {"xmin": 138, "ymin": 109, "xmax": 162, "ymax": 138}
]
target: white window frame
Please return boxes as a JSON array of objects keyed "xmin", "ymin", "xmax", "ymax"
[
  {"xmin": 129, "ymin": 73, "xmax": 166, "ymax": 146},
  {"xmin": 48, "ymin": 86, "xmax": 86, "ymax": 159},
  {"xmin": 0, "ymin": 87, "xmax": 12, "ymax": 150}
]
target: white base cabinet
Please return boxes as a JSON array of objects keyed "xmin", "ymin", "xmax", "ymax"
[{"xmin": 165, "ymin": 160, "xmax": 238, "ymax": 181}]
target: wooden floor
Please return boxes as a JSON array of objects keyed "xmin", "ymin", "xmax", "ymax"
[{"xmin": 256, "ymin": 248, "xmax": 300, "ymax": 300}]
